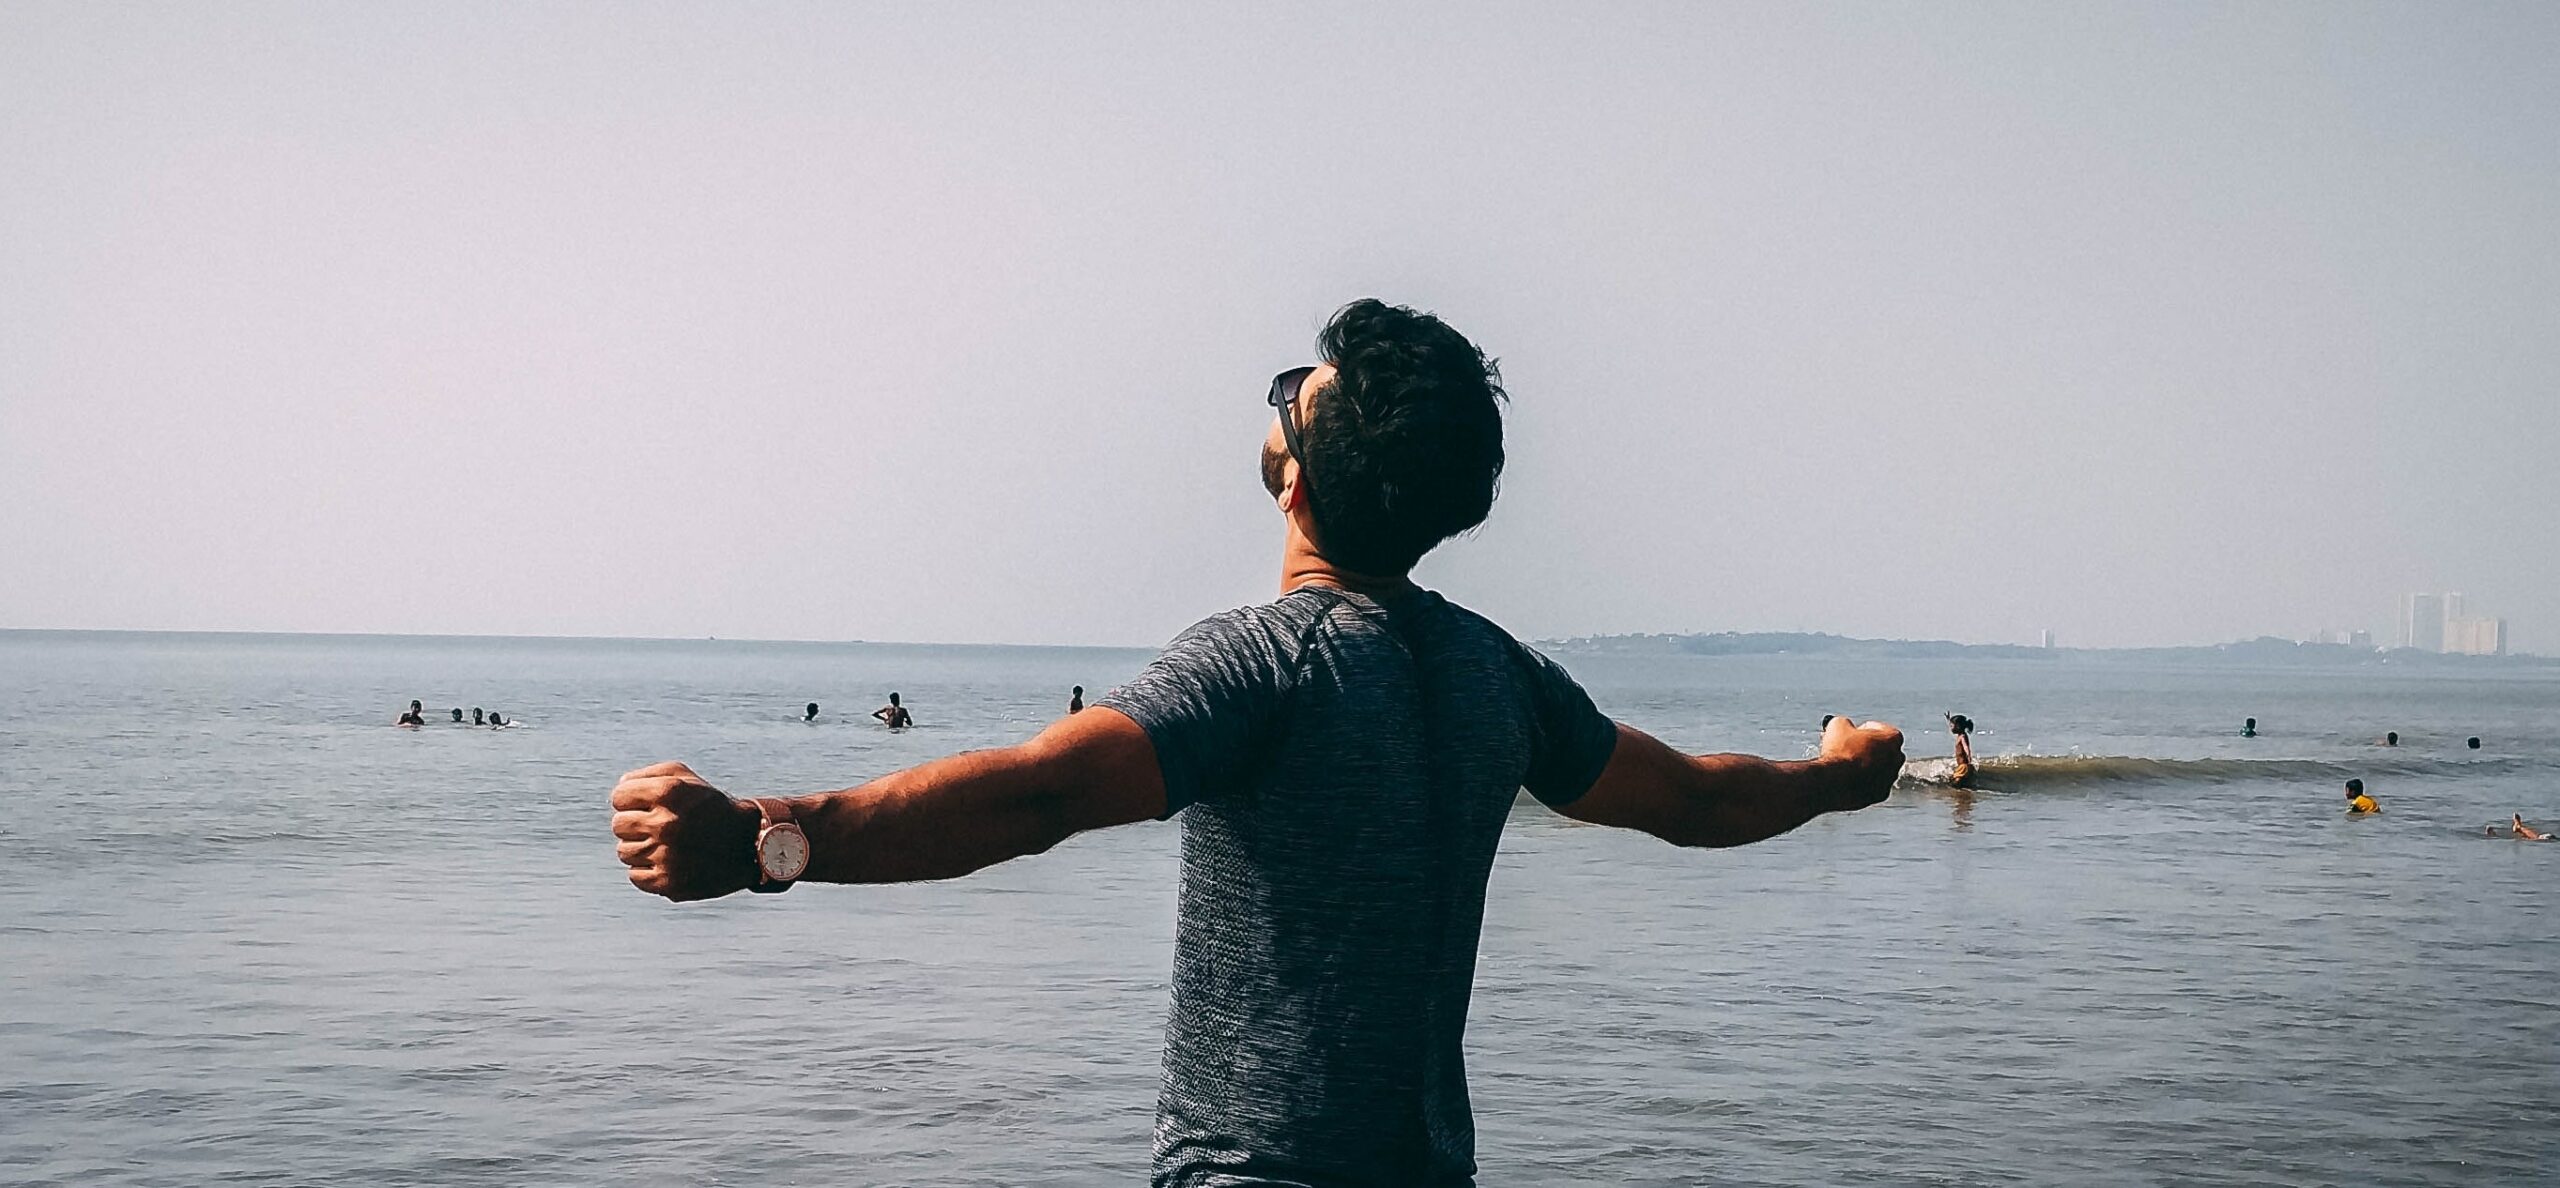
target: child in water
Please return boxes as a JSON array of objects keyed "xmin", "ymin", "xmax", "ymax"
[
  {"xmin": 1945, "ymin": 713, "xmax": 1976, "ymax": 788},
  {"xmin": 2345, "ymin": 780, "xmax": 2378, "ymax": 814}
]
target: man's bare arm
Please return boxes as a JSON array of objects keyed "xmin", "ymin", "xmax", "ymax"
[
  {"xmin": 1557, "ymin": 717, "xmax": 1904, "ymax": 847},
  {"xmin": 611, "ymin": 707, "xmax": 1165, "ymax": 901}
]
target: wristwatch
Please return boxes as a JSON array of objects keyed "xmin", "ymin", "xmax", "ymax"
[{"xmin": 748, "ymin": 797, "xmax": 810, "ymax": 893}]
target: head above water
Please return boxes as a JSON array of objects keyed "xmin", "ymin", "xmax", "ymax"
[
  {"xmin": 1260, "ymin": 299, "xmax": 1507, "ymax": 577},
  {"xmin": 2386, "ymin": 731, "xmax": 2398, "ymax": 745},
  {"xmin": 2346, "ymin": 779, "xmax": 2364, "ymax": 796},
  {"xmin": 2468, "ymin": 736, "xmax": 2481, "ymax": 749},
  {"xmin": 410, "ymin": 700, "xmax": 422, "ymax": 712},
  {"xmin": 805, "ymin": 702, "xmax": 819, "ymax": 718}
]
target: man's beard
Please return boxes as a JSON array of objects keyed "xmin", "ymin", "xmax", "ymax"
[{"xmin": 1261, "ymin": 439, "xmax": 1290, "ymax": 500}]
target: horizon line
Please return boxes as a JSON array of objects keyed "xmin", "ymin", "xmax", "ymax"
[
  {"xmin": 0, "ymin": 625, "xmax": 1157, "ymax": 652},
  {"xmin": 1, "ymin": 624, "xmax": 2537, "ymax": 661}
]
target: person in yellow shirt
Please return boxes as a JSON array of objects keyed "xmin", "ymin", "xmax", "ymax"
[{"xmin": 2345, "ymin": 779, "xmax": 2378, "ymax": 815}]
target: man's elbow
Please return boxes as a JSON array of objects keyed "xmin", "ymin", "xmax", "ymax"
[
  {"xmin": 1657, "ymin": 821, "xmax": 1753, "ymax": 849},
  {"xmin": 1558, "ymin": 792, "xmax": 1743, "ymax": 849},
  {"xmin": 1011, "ymin": 732, "xmax": 1149, "ymax": 841},
  {"xmin": 1649, "ymin": 801, "xmax": 1796, "ymax": 849},
  {"xmin": 1019, "ymin": 811, "xmax": 1077, "ymax": 858}
]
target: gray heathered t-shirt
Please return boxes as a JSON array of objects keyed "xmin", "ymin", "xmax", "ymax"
[{"xmin": 1098, "ymin": 586, "xmax": 1619, "ymax": 1188}]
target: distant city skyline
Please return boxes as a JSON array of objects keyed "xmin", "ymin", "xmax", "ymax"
[{"xmin": 2389, "ymin": 591, "xmax": 2512, "ymax": 656}]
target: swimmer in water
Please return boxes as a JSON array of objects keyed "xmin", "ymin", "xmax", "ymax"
[
  {"xmin": 2242, "ymin": 717, "xmax": 2256, "ymax": 738},
  {"xmin": 396, "ymin": 700, "xmax": 426, "ymax": 727},
  {"xmin": 472, "ymin": 707, "xmax": 485, "ymax": 726},
  {"xmin": 1945, "ymin": 713, "xmax": 1976, "ymax": 788},
  {"xmin": 1069, "ymin": 686, "xmax": 1086, "ymax": 714},
  {"xmin": 450, "ymin": 708, "xmax": 464, "ymax": 723},
  {"xmin": 805, "ymin": 702, "xmax": 820, "ymax": 723},
  {"xmin": 2512, "ymin": 814, "xmax": 2548, "ymax": 841},
  {"xmin": 2345, "ymin": 779, "xmax": 2378, "ymax": 814},
  {"xmin": 488, "ymin": 712, "xmax": 508, "ymax": 728},
  {"xmin": 2467, "ymin": 737, "xmax": 2481, "ymax": 750},
  {"xmin": 873, "ymin": 692, "xmax": 913, "ymax": 729},
  {"xmin": 2382, "ymin": 731, "xmax": 2399, "ymax": 747}
]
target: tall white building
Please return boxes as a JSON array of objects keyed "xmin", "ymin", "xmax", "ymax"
[
  {"xmin": 2403, "ymin": 591, "xmax": 2510, "ymax": 656},
  {"xmin": 2401, "ymin": 593, "xmax": 2445, "ymax": 651}
]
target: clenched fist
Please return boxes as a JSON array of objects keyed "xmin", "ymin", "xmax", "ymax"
[
  {"xmin": 610, "ymin": 761, "xmax": 761, "ymax": 901},
  {"xmin": 1815, "ymin": 716, "xmax": 1906, "ymax": 811}
]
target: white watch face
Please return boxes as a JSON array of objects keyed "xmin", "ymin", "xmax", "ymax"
[{"xmin": 757, "ymin": 823, "xmax": 810, "ymax": 881}]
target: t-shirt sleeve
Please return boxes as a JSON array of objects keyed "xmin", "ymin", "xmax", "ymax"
[
  {"xmin": 1513, "ymin": 643, "xmax": 1618, "ymax": 808},
  {"xmin": 1097, "ymin": 610, "xmax": 1293, "ymax": 818}
]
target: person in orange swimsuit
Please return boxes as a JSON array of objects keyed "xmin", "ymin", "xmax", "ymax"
[{"xmin": 1945, "ymin": 713, "xmax": 1976, "ymax": 788}]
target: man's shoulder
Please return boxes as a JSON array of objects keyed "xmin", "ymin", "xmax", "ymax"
[
  {"xmin": 1142, "ymin": 594, "xmax": 1340, "ymax": 677},
  {"xmin": 1418, "ymin": 592, "xmax": 1565, "ymax": 674},
  {"xmin": 1157, "ymin": 588, "xmax": 1556, "ymax": 674},
  {"xmin": 1423, "ymin": 592, "xmax": 1523, "ymax": 645},
  {"xmin": 1171, "ymin": 590, "xmax": 1337, "ymax": 644}
]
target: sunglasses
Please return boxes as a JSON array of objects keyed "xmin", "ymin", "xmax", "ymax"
[{"xmin": 1267, "ymin": 365, "xmax": 1318, "ymax": 482}]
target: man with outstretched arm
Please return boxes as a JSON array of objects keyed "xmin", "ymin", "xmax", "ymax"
[{"xmin": 613, "ymin": 299, "xmax": 1904, "ymax": 1188}]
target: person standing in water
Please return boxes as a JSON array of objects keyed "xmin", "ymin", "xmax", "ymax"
[
  {"xmin": 450, "ymin": 708, "xmax": 465, "ymax": 724},
  {"xmin": 1945, "ymin": 713, "xmax": 1977, "ymax": 788},
  {"xmin": 1068, "ymin": 686, "xmax": 1086, "ymax": 714},
  {"xmin": 804, "ymin": 702, "xmax": 820, "ymax": 723},
  {"xmin": 2346, "ymin": 779, "xmax": 2378, "ymax": 814},
  {"xmin": 873, "ymin": 693, "xmax": 912, "ymax": 729},
  {"xmin": 608, "ymin": 299, "xmax": 1905, "ymax": 1182},
  {"xmin": 396, "ymin": 700, "xmax": 426, "ymax": 727},
  {"xmin": 2242, "ymin": 717, "xmax": 2257, "ymax": 738}
]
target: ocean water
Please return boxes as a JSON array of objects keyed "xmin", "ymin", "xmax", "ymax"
[{"xmin": 3, "ymin": 629, "xmax": 2555, "ymax": 1186}]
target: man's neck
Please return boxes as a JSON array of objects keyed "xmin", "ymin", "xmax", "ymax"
[{"xmin": 1278, "ymin": 530, "xmax": 1415, "ymax": 600}]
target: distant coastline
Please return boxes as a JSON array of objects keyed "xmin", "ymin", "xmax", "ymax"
[
  {"xmin": 1542, "ymin": 631, "xmax": 2554, "ymax": 667},
  {"xmin": 2, "ymin": 626, "xmax": 2546, "ymax": 667}
]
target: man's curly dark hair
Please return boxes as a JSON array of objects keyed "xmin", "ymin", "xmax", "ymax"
[{"xmin": 1298, "ymin": 299, "xmax": 1507, "ymax": 575}]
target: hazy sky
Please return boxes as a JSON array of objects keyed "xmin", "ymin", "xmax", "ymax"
[{"xmin": 4, "ymin": 3, "xmax": 2555, "ymax": 651}]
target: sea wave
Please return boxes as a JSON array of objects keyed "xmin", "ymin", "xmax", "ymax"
[{"xmin": 1895, "ymin": 753, "xmax": 2542, "ymax": 790}]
